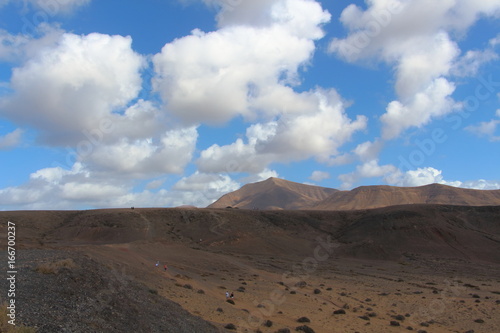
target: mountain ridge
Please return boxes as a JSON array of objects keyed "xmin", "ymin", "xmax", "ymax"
[{"xmin": 208, "ymin": 177, "xmax": 500, "ymax": 210}]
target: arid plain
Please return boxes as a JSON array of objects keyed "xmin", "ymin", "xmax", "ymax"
[{"xmin": 1, "ymin": 179, "xmax": 500, "ymax": 333}]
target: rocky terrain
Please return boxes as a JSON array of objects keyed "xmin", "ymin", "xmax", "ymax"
[
  {"xmin": 209, "ymin": 178, "xmax": 500, "ymax": 210},
  {"xmin": 0, "ymin": 204, "xmax": 499, "ymax": 332}
]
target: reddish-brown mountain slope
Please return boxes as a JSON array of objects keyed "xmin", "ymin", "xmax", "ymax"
[
  {"xmin": 208, "ymin": 178, "xmax": 500, "ymax": 210},
  {"xmin": 208, "ymin": 177, "xmax": 338, "ymax": 210},
  {"xmin": 313, "ymin": 183, "xmax": 500, "ymax": 210}
]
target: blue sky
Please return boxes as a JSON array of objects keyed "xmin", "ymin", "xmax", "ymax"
[{"xmin": 0, "ymin": 0, "xmax": 499, "ymax": 210}]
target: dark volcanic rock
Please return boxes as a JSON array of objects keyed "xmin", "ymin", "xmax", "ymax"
[{"xmin": 0, "ymin": 249, "xmax": 222, "ymax": 333}]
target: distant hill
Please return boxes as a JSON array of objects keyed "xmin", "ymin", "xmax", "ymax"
[
  {"xmin": 208, "ymin": 178, "xmax": 500, "ymax": 210},
  {"xmin": 207, "ymin": 177, "xmax": 338, "ymax": 210},
  {"xmin": 313, "ymin": 183, "xmax": 500, "ymax": 210}
]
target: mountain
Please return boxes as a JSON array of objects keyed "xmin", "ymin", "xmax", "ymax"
[
  {"xmin": 207, "ymin": 177, "xmax": 337, "ymax": 210},
  {"xmin": 208, "ymin": 178, "xmax": 500, "ymax": 210},
  {"xmin": 313, "ymin": 183, "xmax": 500, "ymax": 210}
]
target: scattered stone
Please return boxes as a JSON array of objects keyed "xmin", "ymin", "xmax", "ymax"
[
  {"xmin": 216, "ymin": 307, "xmax": 223, "ymax": 312},
  {"xmin": 183, "ymin": 284, "xmax": 193, "ymax": 289},
  {"xmin": 417, "ymin": 330, "xmax": 427, "ymax": 333},
  {"xmin": 237, "ymin": 286, "xmax": 245, "ymax": 292},
  {"xmin": 342, "ymin": 303, "xmax": 350, "ymax": 309},
  {"xmin": 295, "ymin": 281, "xmax": 307, "ymax": 288},
  {"xmin": 333, "ymin": 309, "xmax": 346, "ymax": 315},
  {"xmin": 359, "ymin": 316, "xmax": 370, "ymax": 321},
  {"xmin": 297, "ymin": 317, "xmax": 310, "ymax": 323},
  {"xmin": 257, "ymin": 304, "xmax": 265, "ymax": 308},
  {"xmin": 276, "ymin": 329, "xmax": 291, "ymax": 333},
  {"xmin": 394, "ymin": 315, "xmax": 405, "ymax": 321},
  {"xmin": 406, "ymin": 326, "xmax": 413, "ymax": 330},
  {"xmin": 326, "ymin": 287, "xmax": 332, "ymax": 291},
  {"xmin": 420, "ymin": 322, "xmax": 429, "ymax": 327},
  {"xmin": 290, "ymin": 291, "xmax": 297, "ymax": 294},
  {"xmin": 226, "ymin": 299, "xmax": 235, "ymax": 305},
  {"xmin": 365, "ymin": 298, "xmax": 372, "ymax": 302},
  {"xmin": 197, "ymin": 289, "xmax": 205, "ymax": 294},
  {"xmin": 264, "ymin": 320, "xmax": 273, "ymax": 327},
  {"xmin": 390, "ymin": 321, "xmax": 401, "ymax": 327},
  {"xmin": 474, "ymin": 319, "xmax": 484, "ymax": 323},
  {"xmin": 313, "ymin": 289, "xmax": 321, "ymax": 294},
  {"xmin": 464, "ymin": 330, "xmax": 475, "ymax": 333},
  {"xmin": 295, "ymin": 325, "xmax": 315, "ymax": 333},
  {"xmin": 367, "ymin": 312, "xmax": 377, "ymax": 317},
  {"xmin": 224, "ymin": 323, "xmax": 237, "ymax": 330},
  {"xmin": 472, "ymin": 294, "xmax": 480, "ymax": 298}
]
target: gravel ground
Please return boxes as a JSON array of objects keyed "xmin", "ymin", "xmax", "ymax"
[{"xmin": 0, "ymin": 249, "xmax": 224, "ymax": 333}]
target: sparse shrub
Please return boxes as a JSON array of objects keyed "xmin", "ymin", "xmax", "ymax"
[
  {"xmin": 35, "ymin": 258, "xmax": 77, "ymax": 275},
  {"xmin": 226, "ymin": 299, "xmax": 235, "ymax": 305},
  {"xmin": 224, "ymin": 323, "xmax": 236, "ymax": 330},
  {"xmin": 149, "ymin": 288, "xmax": 158, "ymax": 295},
  {"xmin": 295, "ymin": 325, "xmax": 315, "ymax": 333},
  {"xmin": 183, "ymin": 284, "xmax": 193, "ymax": 289},
  {"xmin": 197, "ymin": 289, "xmax": 205, "ymax": 294},
  {"xmin": 297, "ymin": 317, "xmax": 310, "ymax": 323},
  {"xmin": 313, "ymin": 289, "xmax": 321, "ymax": 294},
  {"xmin": 276, "ymin": 329, "xmax": 291, "ymax": 333},
  {"xmin": 264, "ymin": 320, "xmax": 273, "ymax": 327},
  {"xmin": 333, "ymin": 309, "xmax": 346, "ymax": 315}
]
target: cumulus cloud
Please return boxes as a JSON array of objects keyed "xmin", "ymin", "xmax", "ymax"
[
  {"xmin": 340, "ymin": 164, "xmax": 500, "ymax": 190},
  {"xmin": 0, "ymin": 163, "xmax": 240, "ymax": 210},
  {"xmin": 0, "ymin": 24, "xmax": 64, "ymax": 63},
  {"xmin": 197, "ymin": 89, "xmax": 367, "ymax": 173},
  {"xmin": 339, "ymin": 159, "xmax": 397, "ymax": 189},
  {"xmin": 172, "ymin": 171, "xmax": 240, "ymax": 206},
  {"xmin": 330, "ymin": 0, "xmax": 500, "ymax": 139},
  {"xmin": 153, "ymin": 0, "xmax": 330, "ymax": 125},
  {"xmin": 0, "ymin": 128, "xmax": 23, "ymax": 149},
  {"xmin": 1, "ymin": 33, "xmax": 145, "ymax": 144},
  {"xmin": 381, "ymin": 78, "xmax": 458, "ymax": 139}
]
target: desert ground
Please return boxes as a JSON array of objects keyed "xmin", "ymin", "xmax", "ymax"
[{"xmin": 1, "ymin": 206, "xmax": 499, "ymax": 332}]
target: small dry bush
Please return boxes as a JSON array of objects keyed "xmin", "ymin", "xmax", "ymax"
[
  {"xmin": 35, "ymin": 258, "xmax": 77, "ymax": 275},
  {"xmin": 0, "ymin": 303, "xmax": 37, "ymax": 332}
]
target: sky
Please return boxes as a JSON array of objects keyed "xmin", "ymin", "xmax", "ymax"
[{"xmin": 0, "ymin": 0, "xmax": 499, "ymax": 210}]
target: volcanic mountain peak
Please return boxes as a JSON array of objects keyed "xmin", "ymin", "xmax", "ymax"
[
  {"xmin": 209, "ymin": 178, "xmax": 500, "ymax": 211},
  {"xmin": 207, "ymin": 177, "xmax": 337, "ymax": 210}
]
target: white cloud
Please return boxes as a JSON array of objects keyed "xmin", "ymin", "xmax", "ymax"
[
  {"xmin": 0, "ymin": 128, "xmax": 23, "ymax": 149},
  {"xmin": 329, "ymin": 0, "xmax": 500, "ymax": 140},
  {"xmin": 197, "ymin": 89, "xmax": 367, "ymax": 173},
  {"xmin": 0, "ymin": 24, "xmax": 64, "ymax": 63},
  {"xmin": 340, "ymin": 163, "xmax": 500, "ymax": 191},
  {"xmin": 339, "ymin": 159, "xmax": 397, "ymax": 189},
  {"xmin": 381, "ymin": 78, "xmax": 458, "ymax": 139},
  {"xmin": 386, "ymin": 166, "xmax": 500, "ymax": 190},
  {"xmin": 465, "ymin": 110, "xmax": 500, "ymax": 141},
  {"xmin": 172, "ymin": 172, "xmax": 240, "ymax": 206},
  {"xmin": 1, "ymin": 32, "xmax": 145, "ymax": 145},
  {"xmin": 309, "ymin": 171, "xmax": 330, "ymax": 182},
  {"xmin": 153, "ymin": 0, "xmax": 330, "ymax": 125}
]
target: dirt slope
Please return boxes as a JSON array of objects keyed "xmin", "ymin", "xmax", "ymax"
[
  {"xmin": 208, "ymin": 178, "xmax": 500, "ymax": 210},
  {"xmin": 313, "ymin": 183, "xmax": 500, "ymax": 210},
  {"xmin": 208, "ymin": 177, "xmax": 338, "ymax": 210}
]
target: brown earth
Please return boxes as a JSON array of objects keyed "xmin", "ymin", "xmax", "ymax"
[
  {"xmin": 1, "ymin": 205, "xmax": 499, "ymax": 332},
  {"xmin": 208, "ymin": 177, "xmax": 338, "ymax": 210},
  {"xmin": 209, "ymin": 178, "xmax": 500, "ymax": 210}
]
